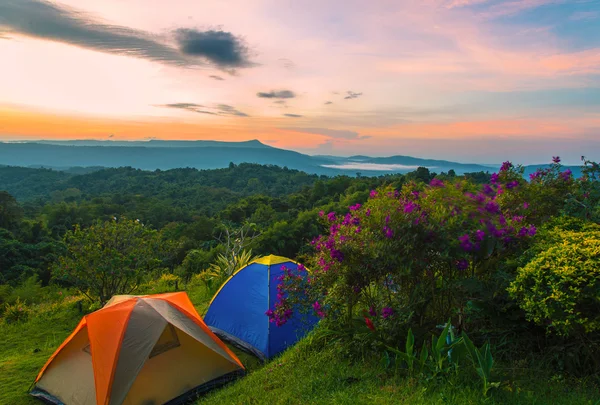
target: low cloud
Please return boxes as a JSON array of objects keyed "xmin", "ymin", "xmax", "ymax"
[
  {"xmin": 257, "ymin": 90, "xmax": 296, "ymax": 99},
  {"xmin": 209, "ymin": 75, "xmax": 225, "ymax": 80},
  {"xmin": 324, "ymin": 101, "xmax": 333, "ymax": 105},
  {"xmin": 159, "ymin": 102, "xmax": 248, "ymax": 117},
  {"xmin": 344, "ymin": 91, "xmax": 363, "ymax": 100},
  {"xmin": 0, "ymin": 0, "xmax": 254, "ymax": 71},
  {"xmin": 283, "ymin": 113, "xmax": 303, "ymax": 118},
  {"xmin": 283, "ymin": 127, "xmax": 370, "ymax": 140}
]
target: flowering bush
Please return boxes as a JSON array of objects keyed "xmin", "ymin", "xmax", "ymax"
[
  {"xmin": 564, "ymin": 157, "xmax": 600, "ymax": 222},
  {"xmin": 508, "ymin": 228, "xmax": 600, "ymax": 337},
  {"xmin": 271, "ymin": 173, "xmax": 536, "ymax": 338},
  {"xmin": 495, "ymin": 157, "xmax": 576, "ymax": 225},
  {"xmin": 2, "ymin": 298, "xmax": 30, "ymax": 324}
]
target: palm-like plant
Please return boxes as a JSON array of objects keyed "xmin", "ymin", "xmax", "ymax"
[{"xmin": 208, "ymin": 249, "xmax": 257, "ymax": 291}]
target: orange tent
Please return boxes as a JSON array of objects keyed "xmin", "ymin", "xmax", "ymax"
[{"xmin": 31, "ymin": 292, "xmax": 244, "ymax": 405}]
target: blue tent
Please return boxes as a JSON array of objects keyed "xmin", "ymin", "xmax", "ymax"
[{"xmin": 203, "ymin": 255, "xmax": 318, "ymax": 360}]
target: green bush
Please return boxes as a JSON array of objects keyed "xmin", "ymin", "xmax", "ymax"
[
  {"xmin": 2, "ymin": 298, "xmax": 30, "ymax": 324},
  {"xmin": 509, "ymin": 229, "xmax": 600, "ymax": 336}
]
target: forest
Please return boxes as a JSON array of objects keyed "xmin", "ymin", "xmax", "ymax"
[{"xmin": 1, "ymin": 158, "xmax": 599, "ymax": 404}]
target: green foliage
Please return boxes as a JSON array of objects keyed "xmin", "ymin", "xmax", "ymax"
[
  {"xmin": 276, "ymin": 179, "xmax": 534, "ymax": 333},
  {"xmin": 207, "ymin": 249, "xmax": 257, "ymax": 292},
  {"xmin": 0, "ymin": 191, "xmax": 23, "ymax": 231},
  {"xmin": 53, "ymin": 217, "xmax": 169, "ymax": 305},
  {"xmin": 462, "ymin": 332, "xmax": 500, "ymax": 396},
  {"xmin": 2, "ymin": 298, "xmax": 30, "ymax": 324},
  {"xmin": 508, "ymin": 228, "xmax": 600, "ymax": 337},
  {"xmin": 384, "ymin": 324, "xmax": 499, "ymax": 396}
]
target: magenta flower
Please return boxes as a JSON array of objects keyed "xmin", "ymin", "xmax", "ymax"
[
  {"xmin": 523, "ymin": 202, "xmax": 529, "ymax": 209},
  {"xmin": 552, "ymin": 156, "xmax": 561, "ymax": 164},
  {"xmin": 475, "ymin": 229, "xmax": 485, "ymax": 241},
  {"xmin": 482, "ymin": 184, "xmax": 495, "ymax": 196},
  {"xmin": 500, "ymin": 161, "xmax": 513, "ymax": 172},
  {"xmin": 411, "ymin": 191, "xmax": 420, "ymax": 198},
  {"xmin": 365, "ymin": 208, "xmax": 371, "ymax": 217},
  {"xmin": 456, "ymin": 259, "xmax": 469, "ymax": 271},
  {"xmin": 484, "ymin": 201, "xmax": 500, "ymax": 214},
  {"xmin": 370, "ymin": 190, "xmax": 378, "ymax": 198},
  {"xmin": 429, "ymin": 178, "xmax": 445, "ymax": 187},
  {"xmin": 327, "ymin": 212, "xmax": 336, "ymax": 222},
  {"xmin": 404, "ymin": 200, "xmax": 418, "ymax": 214},
  {"xmin": 490, "ymin": 173, "xmax": 499, "ymax": 184},
  {"xmin": 331, "ymin": 249, "xmax": 344, "ymax": 262},
  {"xmin": 529, "ymin": 171, "xmax": 541, "ymax": 181},
  {"xmin": 355, "ymin": 226, "xmax": 362, "ymax": 233},
  {"xmin": 518, "ymin": 227, "xmax": 528, "ymax": 237},
  {"xmin": 319, "ymin": 210, "xmax": 325, "ymax": 217},
  {"xmin": 368, "ymin": 306, "xmax": 377, "ymax": 317},
  {"xmin": 527, "ymin": 225, "xmax": 537, "ymax": 236},
  {"xmin": 458, "ymin": 234, "xmax": 473, "ymax": 251},
  {"xmin": 381, "ymin": 307, "xmax": 394, "ymax": 319},
  {"xmin": 383, "ymin": 226, "xmax": 394, "ymax": 239},
  {"xmin": 342, "ymin": 213, "xmax": 352, "ymax": 225},
  {"xmin": 351, "ymin": 203, "xmax": 361, "ymax": 211},
  {"xmin": 560, "ymin": 169, "xmax": 572, "ymax": 181},
  {"xmin": 506, "ymin": 181, "xmax": 519, "ymax": 189}
]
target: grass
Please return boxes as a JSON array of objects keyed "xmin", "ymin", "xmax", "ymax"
[
  {"xmin": 1, "ymin": 287, "xmax": 599, "ymax": 405},
  {"xmin": 198, "ymin": 336, "xmax": 600, "ymax": 405}
]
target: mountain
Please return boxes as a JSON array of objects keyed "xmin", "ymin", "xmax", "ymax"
[
  {"xmin": 32, "ymin": 139, "xmax": 272, "ymax": 148},
  {"xmin": 0, "ymin": 140, "xmax": 494, "ymax": 176}
]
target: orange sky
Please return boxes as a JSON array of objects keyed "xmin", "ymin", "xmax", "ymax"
[{"xmin": 1, "ymin": 0, "xmax": 600, "ymax": 163}]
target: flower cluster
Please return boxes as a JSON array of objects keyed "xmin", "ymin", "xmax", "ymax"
[{"xmin": 271, "ymin": 169, "xmax": 539, "ymax": 329}]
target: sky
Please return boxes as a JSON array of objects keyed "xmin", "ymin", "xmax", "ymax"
[{"xmin": 1, "ymin": 0, "xmax": 600, "ymax": 164}]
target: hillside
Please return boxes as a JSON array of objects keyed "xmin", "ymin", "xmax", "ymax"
[{"xmin": 0, "ymin": 141, "xmax": 494, "ymax": 176}]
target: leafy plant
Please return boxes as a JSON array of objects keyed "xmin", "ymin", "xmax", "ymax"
[
  {"xmin": 52, "ymin": 217, "xmax": 169, "ymax": 305},
  {"xmin": 462, "ymin": 332, "xmax": 500, "ymax": 396},
  {"xmin": 2, "ymin": 298, "xmax": 29, "ymax": 324},
  {"xmin": 508, "ymin": 228, "xmax": 600, "ymax": 336}
]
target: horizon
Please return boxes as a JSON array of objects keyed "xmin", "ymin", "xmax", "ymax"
[
  {"xmin": 1, "ymin": 0, "xmax": 599, "ymax": 163},
  {"xmin": 0, "ymin": 138, "xmax": 584, "ymax": 167}
]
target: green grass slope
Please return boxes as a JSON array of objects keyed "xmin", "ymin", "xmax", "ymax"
[{"xmin": 1, "ymin": 289, "xmax": 598, "ymax": 405}]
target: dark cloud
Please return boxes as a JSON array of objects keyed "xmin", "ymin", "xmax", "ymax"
[
  {"xmin": 257, "ymin": 90, "xmax": 296, "ymax": 99},
  {"xmin": 163, "ymin": 103, "xmax": 205, "ymax": 111},
  {"xmin": 159, "ymin": 102, "xmax": 248, "ymax": 117},
  {"xmin": 283, "ymin": 114, "xmax": 303, "ymax": 118},
  {"xmin": 209, "ymin": 75, "xmax": 225, "ymax": 81},
  {"xmin": 344, "ymin": 91, "xmax": 363, "ymax": 100},
  {"xmin": 324, "ymin": 101, "xmax": 333, "ymax": 105},
  {"xmin": 283, "ymin": 127, "xmax": 370, "ymax": 140},
  {"xmin": 217, "ymin": 104, "xmax": 249, "ymax": 117},
  {"xmin": 0, "ymin": 0, "xmax": 254, "ymax": 71},
  {"xmin": 173, "ymin": 28, "xmax": 253, "ymax": 69}
]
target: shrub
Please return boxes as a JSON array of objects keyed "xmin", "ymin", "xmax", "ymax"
[
  {"xmin": 53, "ymin": 217, "xmax": 169, "ymax": 305},
  {"xmin": 2, "ymin": 298, "xmax": 30, "ymax": 324},
  {"xmin": 271, "ymin": 174, "xmax": 535, "ymax": 338},
  {"xmin": 138, "ymin": 273, "xmax": 182, "ymax": 294},
  {"xmin": 508, "ymin": 229, "xmax": 600, "ymax": 337}
]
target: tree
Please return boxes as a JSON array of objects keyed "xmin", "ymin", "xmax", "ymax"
[
  {"xmin": 0, "ymin": 191, "xmax": 23, "ymax": 231},
  {"xmin": 53, "ymin": 218, "xmax": 166, "ymax": 305}
]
